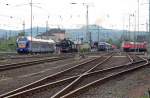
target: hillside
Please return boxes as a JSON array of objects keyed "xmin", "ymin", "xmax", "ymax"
[{"xmin": 0, "ymin": 25, "xmax": 148, "ymax": 43}]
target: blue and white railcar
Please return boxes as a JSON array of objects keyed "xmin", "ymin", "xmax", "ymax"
[
  {"xmin": 98, "ymin": 42, "xmax": 112, "ymax": 51},
  {"xmin": 17, "ymin": 36, "xmax": 55, "ymax": 53}
]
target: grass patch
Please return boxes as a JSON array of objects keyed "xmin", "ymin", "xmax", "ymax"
[
  {"xmin": 0, "ymin": 37, "xmax": 17, "ymax": 52},
  {"xmin": 140, "ymin": 95, "xmax": 149, "ymax": 98}
]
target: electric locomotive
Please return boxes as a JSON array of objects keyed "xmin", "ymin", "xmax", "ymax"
[
  {"xmin": 16, "ymin": 36, "xmax": 55, "ymax": 54},
  {"xmin": 121, "ymin": 41, "xmax": 147, "ymax": 52}
]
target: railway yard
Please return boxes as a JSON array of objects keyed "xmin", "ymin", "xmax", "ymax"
[{"xmin": 0, "ymin": 52, "xmax": 149, "ymax": 98}]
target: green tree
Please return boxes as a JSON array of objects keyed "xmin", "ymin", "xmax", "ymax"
[
  {"xmin": 18, "ymin": 31, "xmax": 25, "ymax": 37},
  {"xmin": 107, "ymin": 38, "xmax": 113, "ymax": 44}
]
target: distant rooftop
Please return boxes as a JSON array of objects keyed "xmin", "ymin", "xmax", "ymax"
[{"xmin": 37, "ymin": 28, "xmax": 65, "ymax": 37}]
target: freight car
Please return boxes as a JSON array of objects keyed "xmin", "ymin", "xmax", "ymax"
[{"xmin": 16, "ymin": 36, "xmax": 55, "ymax": 54}]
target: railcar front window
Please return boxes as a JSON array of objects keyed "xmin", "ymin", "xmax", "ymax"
[{"xmin": 18, "ymin": 38, "xmax": 27, "ymax": 41}]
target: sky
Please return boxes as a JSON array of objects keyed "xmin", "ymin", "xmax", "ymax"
[{"xmin": 0, "ymin": 0, "xmax": 149, "ymax": 30}]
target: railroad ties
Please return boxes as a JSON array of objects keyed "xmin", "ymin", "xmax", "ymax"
[{"xmin": 0, "ymin": 52, "xmax": 149, "ymax": 98}]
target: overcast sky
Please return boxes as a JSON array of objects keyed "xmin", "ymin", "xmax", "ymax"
[{"xmin": 0, "ymin": 0, "xmax": 149, "ymax": 30}]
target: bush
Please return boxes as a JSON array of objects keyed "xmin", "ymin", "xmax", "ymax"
[{"xmin": 79, "ymin": 48, "xmax": 90, "ymax": 53}]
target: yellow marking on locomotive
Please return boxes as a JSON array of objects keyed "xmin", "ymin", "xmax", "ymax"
[{"xmin": 18, "ymin": 44, "xmax": 26, "ymax": 48}]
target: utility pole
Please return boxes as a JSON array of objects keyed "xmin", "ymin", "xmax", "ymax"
[
  {"xmin": 37, "ymin": 26, "xmax": 39, "ymax": 35},
  {"xmin": 148, "ymin": 0, "xmax": 150, "ymax": 56},
  {"xmin": 30, "ymin": 0, "xmax": 33, "ymax": 50},
  {"xmin": 149, "ymin": 0, "xmax": 150, "ymax": 37},
  {"xmin": 149, "ymin": 0, "xmax": 150, "ymax": 42},
  {"xmin": 138, "ymin": 0, "xmax": 140, "ymax": 36},
  {"xmin": 137, "ymin": 0, "xmax": 140, "ymax": 52},
  {"xmin": 46, "ymin": 20, "xmax": 48, "ymax": 32},
  {"xmin": 70, "ymin": 3, "xmax": 90, "ymax": 45},
  {"xmin": 98, "ymin": 26, "xmax": 100, "ymax": 42},
  {"xmin": 86, "ymin": 4, "xmax": 89, "ymax": 43},
  {"xmin": 134, "ymin": 13, "xmax": 136, "ymax": 52},
  {"xmin": 22, "ymin": 20, "xmax": 25, "ymax": 36},
  {"xmin": 129, "ymin": 15, "xmax": 131, "ymax": 41},
  {"xmin": 122, "ymin": 15, "xmax": 125, "ymax": 42}
]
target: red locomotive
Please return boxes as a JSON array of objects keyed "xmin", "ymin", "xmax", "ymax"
[{"xmin": 121, "ymin": 41, "xmax": 147, "ymax": 52}]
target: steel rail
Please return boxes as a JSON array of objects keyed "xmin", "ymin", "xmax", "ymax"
[
  {"xmin": 1, "ymin": 53, "xmax": 110, "ymax": 97},
  {"xmin": 60, "ymin": 58, "xmax": 149, "ymax": 98},
  {"xmin": 51, "ymin": 53, "xmax": 114, "ymax": 98},
  {"xmin": 0, "ymin": 56, "xmax": 69, "ymax": 71},
  {"xmin": 0, "ymin": 53, "xmax": 75, "ymax": 60},
  {"xmin": 135, "ymin": 55, "xmax": 148, "ymax": 61},
  {"xmin": 3, "ymin": 54, "xmax": 147, "ymax": 98},
  {"xmin": 126, "ymin": 53, "xmax": 134, "ymax": 63},
  {"xmin": 0, "ymin": 56, "xmax": 101, "ymax": 97},
  {"xmin": 0, "ymin": 53, "xmax": 112, "ymax": 98},
  {"xmin": 0, "ymin": 54, "xmax": 51, "ymax": 60},
  {"xmin": 127, "ymin": 53, "xmax": 146, "ymax": 63}
]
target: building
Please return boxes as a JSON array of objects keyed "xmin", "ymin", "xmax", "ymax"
[{"xmin": 36, "ymin": 29, "xmax": 65, "ymax": 42}]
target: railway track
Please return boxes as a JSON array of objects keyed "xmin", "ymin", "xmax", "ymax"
[
  {"xmin": 127, "ymin": 53, "xmax": 146, "ymax": 63},
  {"xmin": 1, "ymin": 53, "xmax": 148, "ymax": 98},
  {"xmin": 0, "ymin": 53, "xmax": 75, "ymax": 60},
  {"xmin": 0, "ymin": 53, "xmax": 113, "ymax": 98},
  {"xmin": 0, "ymin": 56, "xmax": 72, "ymax": 71},
  {"xmin": 50, "ymin": 54, "xmax": 146, "ymax": 98},
  {"xmin": 59, "ymin": 59, "xmax": 148, "ymax": 98}
]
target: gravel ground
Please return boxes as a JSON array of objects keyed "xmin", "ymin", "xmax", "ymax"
[
  {"xmin": 0, "ymin": 57, "xmax": 91, "ymax": 94},
  {"xmin": 71, "ymin": 64, "xmax": 150, "ymax": 98}
]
